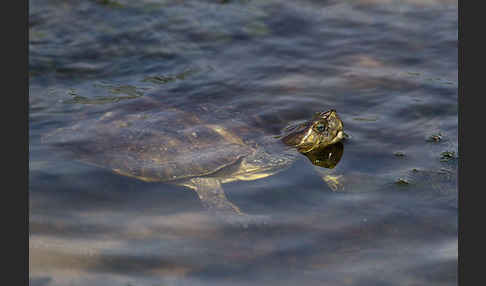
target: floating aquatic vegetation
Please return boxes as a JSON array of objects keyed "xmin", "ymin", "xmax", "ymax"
[
  {"xmin": 394, "ymin": 151, "xmax": 405, "ymax": 157},
  {"xmin": 94, "ymin": 0, "xmax": 124, "ymax": 8},
  {"xmin": 407, "ymin": 72, "xmax": 421, "ymax": 76},
  {"xmin": 142, "ymin": 68, "xmax": 202, "ymax": 85},
  {"xmin": 440, "ymin": 151, "xmax": 456, "ymax": 162},
  {"xmin": 64, "ymin": 84, "xmax": 146, "ymax": 104},
  {"xmin": 395, "ymin": 178, "xmax": 410, "ymax": 186},
  {"xmin": 427, "ymin": 133, "xmax": 443, "ymax": 142},
  {"xmin": 352, "ymin": 116, "xmax": 379, "ymax": 122}
]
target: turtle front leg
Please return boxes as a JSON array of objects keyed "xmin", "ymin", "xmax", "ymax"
[
  {"xmin": 317, "ymin": 168, "xmax": 390, "ymax": 193},
  {"xmin": 181, "ymin": 177, "xmax": 243, "ymax": 215},
  {"xmin": 180, "ymin": 177, "xmax": 269, "ymax": 228},
  {"xmin": 322, "ymin": 174, "xmax": 345, "ymax": 192}
]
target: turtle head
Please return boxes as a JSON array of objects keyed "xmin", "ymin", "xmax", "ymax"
[{"xmin": 281, "ymin": 109, "xmax": 344, "ymax": 153}]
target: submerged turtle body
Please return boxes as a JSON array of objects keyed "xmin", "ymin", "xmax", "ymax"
[{"xmin": 43, "ymin": 103, "xmax": 345, "ymax": 218}]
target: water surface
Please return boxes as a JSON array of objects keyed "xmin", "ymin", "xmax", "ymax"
[{"xmin": 29, "ymin": 0, "xmax": 458, "ymax": 285}]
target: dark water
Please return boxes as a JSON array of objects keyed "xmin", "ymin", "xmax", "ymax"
[{"xmin": 29, "ymin": 0, "xmax": 458, "ymax": 285}]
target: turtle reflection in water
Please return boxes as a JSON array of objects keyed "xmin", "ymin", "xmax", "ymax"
[{"xmin": 43, "ymin": 105, "xmax": 345, "ymax": 223}]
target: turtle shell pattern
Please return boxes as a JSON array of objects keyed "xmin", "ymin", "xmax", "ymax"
[{"xmin": 42, "ymin": 104, "xmax": 266, "ymax": 182}]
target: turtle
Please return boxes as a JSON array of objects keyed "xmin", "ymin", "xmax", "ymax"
[{"xmin": 42, "ymin": 102, "xmax": 346, "ymax": 223}]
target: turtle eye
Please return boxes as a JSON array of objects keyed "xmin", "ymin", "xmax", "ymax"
[{"xmin": 316, "ymin": 123, "xmax": 326, "ymax": 132}]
